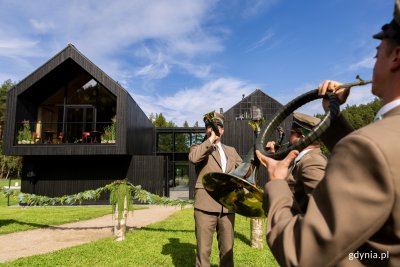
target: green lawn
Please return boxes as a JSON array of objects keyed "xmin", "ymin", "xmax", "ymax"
[
  {"xmin": 0, "ymin": 179, "xmax": 21, "ymax": 206},
  {"xmin": 0, "ymin": 192, "xmax": 19, "ymax": 207},
  {"xmin": 0, "ymin": 179, "xmax": 21, "ymax": 187},
  {"xmin": 0, "ymin": 205, "xmax": 114, "ymax": 235},
  {"xmin": 0, "ymin": 207, "xmax": 279, "ymax": 267}
]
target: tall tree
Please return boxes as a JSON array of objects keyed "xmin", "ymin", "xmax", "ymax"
[
  {"xmin": 0, "ymin": 80, "xmax": 22, "ymax": 180},
  {"xmin": 150, "ymin": 113, "xmax": 176, "ymax": 128},
  {"xmin": 316, "ymin": 97, "xmax": 383, "ymax": 155},
  {"xmin": 341, "ymin": 98, "xmax": 382, "ymax": 129},
  {"xmin": 0, "ymin": 80, "xmax": 15, "ymax": 138},
  {"xmin": 149, "ymin": 113, "xmax": 177, "ymax": 152}
]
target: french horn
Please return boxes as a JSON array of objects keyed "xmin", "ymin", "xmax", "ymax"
[{"xmin": 203, "ymin": 76, "xmax": 372, "ymax": 217}]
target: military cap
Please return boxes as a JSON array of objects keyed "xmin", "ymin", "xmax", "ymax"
[
  {"xmin": 291, "ymin": 112, "xmax": 321, "ymax": 136},
  {"xmin": 203, "ymin": 111, "xmax": 224, "ymax": 127},
  {"xmin": 373, "ymin": 0, "xmax": 400, "ymax": 43}
]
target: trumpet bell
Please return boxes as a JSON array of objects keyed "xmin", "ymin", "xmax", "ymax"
[{"xmin": 203, "ymin": 172, "xmax": 265, "ymax": 218}]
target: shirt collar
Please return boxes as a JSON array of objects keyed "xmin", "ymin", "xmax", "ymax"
[
  {"xmin": 294, "ymin": 148, "xmax": 313, "ymax": 164},
  {"xmin": 375, "ymin": 99, "xmax": 400, "ymax": 121}
]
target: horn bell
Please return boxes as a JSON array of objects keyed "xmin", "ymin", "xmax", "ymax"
[{"xmin": 203, "ymin": 172, "xmax": 265, "ymax": 217}]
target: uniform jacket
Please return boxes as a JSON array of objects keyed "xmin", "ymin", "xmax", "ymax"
[
  {"xmin": 189, "ymin": 139, "xmax": 242, "ymax": 213},
  {"xmin": 287, "ymin": 147, "xmax": 327, "ymax": 213},
  {"xmin": 264, "ymin": 106, "xmax": 400, "ymax": 267}
]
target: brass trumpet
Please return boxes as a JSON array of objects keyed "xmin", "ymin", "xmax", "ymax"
[{"xmin": 203, "ymin": 76, "xmax": 372, "ymax": 217}]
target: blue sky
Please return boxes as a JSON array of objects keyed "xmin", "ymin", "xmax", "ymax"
[{"xmin": 0, "ymin": 0, "xmax": 392, "ymax": 125}]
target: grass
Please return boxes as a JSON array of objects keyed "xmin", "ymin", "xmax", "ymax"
[
  {"xmin": 0, "ymin": 179, "xmax": 21, "ymax": 206},
  {"xmin": 0, "ymin": 179, "xmax": 21, "ymax": 187},
  {"xmin": 0, "ymin": 204, "xmax": 147, "ymax": 235},
  {"xmin": 0, "ymin": 205, "xmax": 113, "ymax": 235},
  {"xmin": 0, "ymin": 192, "xmax": 19, "ymax": 207},
  {"xmin": 0, "ymin": 207, "xmax": 279, "ymax": 267}
]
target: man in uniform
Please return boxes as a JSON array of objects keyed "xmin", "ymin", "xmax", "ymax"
[
  {"xmin": 189, "ymin": 112, "xmax": 242, "ymax": 267},
  {"xmin": 268, "ymin": 112, "xmax": 327, "ymax": 213},
  {"xmin": 256, "ymin": 1, "xmax": 400, "ymax": 266}
]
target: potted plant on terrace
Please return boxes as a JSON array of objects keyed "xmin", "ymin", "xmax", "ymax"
[
  {"xmin": 17, "ymin": 120, "xmax": 34, "ymax": 144},
  {"xmin": 101, "ymin": 116, "xmax": 116, "ymax": 144}
]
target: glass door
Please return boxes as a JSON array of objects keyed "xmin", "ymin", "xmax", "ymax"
[{"xmin": 64, "ymin": 105, "xmax": 96, "ymax": 143}]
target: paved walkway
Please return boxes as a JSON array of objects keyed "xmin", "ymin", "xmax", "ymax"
[{"xmin": 0, "ymin": 205, "xmax": 188, "ymax": 263}]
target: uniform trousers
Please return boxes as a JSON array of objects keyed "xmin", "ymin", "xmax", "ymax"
[{"xmin": 194, "ymin": 209, "xmax": 235, "ymax": 267}]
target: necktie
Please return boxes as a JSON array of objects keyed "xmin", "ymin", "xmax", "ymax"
[{"xmin": 217, "ymin": 144, "xmax": 227, "ymax": 173}]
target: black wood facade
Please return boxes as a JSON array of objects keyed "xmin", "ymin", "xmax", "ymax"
[
  {"xmin": 22, "ymin": 155, "xmax": 167, "ymax": 203},
  {"xmin": 3, "ymin": 44, "xmax": 166, "ymax": 199}
]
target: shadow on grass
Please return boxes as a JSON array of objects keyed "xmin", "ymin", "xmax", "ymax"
[
  {"xmin": 234, "ymin": 231, "xmax": 252, "ymax": 246},
  {"xmin": 161, "ymin": 237, "xmax": 197, "ymax": 267},
  {"xmin": 0, "ymin": 219, "xmax": 49, "ymax": 229},
  {"xmin": 129, "ymin": 226, "xmax": 194, "ymax": 233}
]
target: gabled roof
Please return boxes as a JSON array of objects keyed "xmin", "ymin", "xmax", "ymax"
[
  {"xmin": 11, "ymin": 43, "xmax": 129, "ymax": 98},
  {"xmin": 223, "ymin": 88, "xmax": 284, "ymax": 120}
]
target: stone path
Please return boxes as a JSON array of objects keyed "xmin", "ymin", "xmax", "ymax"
[{"xmin": 0, "ymin": 205, "xmax": 187, "ymax": 263}]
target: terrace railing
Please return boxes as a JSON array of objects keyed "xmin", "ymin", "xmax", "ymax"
[{"xmin": 15, "ymin": 121, "xmax": 116, "ymax": 145}]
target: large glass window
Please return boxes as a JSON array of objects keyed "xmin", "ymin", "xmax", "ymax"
[
  {"xmin": 157, "ymin": 133, "xmax": 173, "ymax": 152},
  {"xmin": 175, "ymin": 133, "xmax": 190, "ymax": 152},
  {"xmin": 34, "ymin": 71, "xmax": 117, "ymax": 143},
  {"xmin": 191, "ymin": 133, "xmax": 205, "ymax": 145}
]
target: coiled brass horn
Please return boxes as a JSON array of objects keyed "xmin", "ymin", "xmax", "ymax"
[{"xmin": 203, "ymin": 76, "xmax": 372, "ymax": 217}]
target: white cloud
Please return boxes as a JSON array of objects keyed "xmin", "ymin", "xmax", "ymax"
[
  {"xmin": 132, "ymin": 77, "xmax": 257, "ymax": 126},
  {"xmin": 347, "ymin": 56, "xmax": 375, "ymax": 72},
  {"xmin": 246, "ymin": 32, "xmax": 275, "ymax": 53},
  {"xmin": 30, "ymin": 19, "xmax": 55, "ymax": 33},
  {"xmin": 0, "ymin": 0, "xmax": 222, "ymax": 84},
  {"xmin": 241, "ymin": 0, "xmax": 280, "ymax": 18}
]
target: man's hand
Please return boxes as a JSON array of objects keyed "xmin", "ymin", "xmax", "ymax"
[
  {"xmin": 318, "ymin": 80, "xmax": 351, "ymax": 112},
  {"xmin": 207, "ymin": 127, "xmax": 221, "ymax": 144},
  {"xmin": 256, "ymin": 150, "xmax": 299, "ymax": 181}
]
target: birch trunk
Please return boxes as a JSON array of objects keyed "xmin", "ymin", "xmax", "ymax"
[
  {"xmin": 114, "ymin": 196, "xmax": 128, "ymax": 241},
  {"xmin": 250, "ymin": 217, "xmax": 263, "ymax": 248}
]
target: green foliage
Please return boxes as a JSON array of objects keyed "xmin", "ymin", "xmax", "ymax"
[
  {"xmin": 0, "ymin": 178, "xmax": 20, "ymax": 187},
  {"xmin": 0, "ymin": 79, "xmax": 15, "ymax": 128},
  {"xmin": 175, "ymin": 132, "xmax": 190, "ymax": 152},
  {"xmin": 102, "ymin": 116, "xmax": 116, "ymax": 143},
  {"xmin": 341, "ymin": 98, "xmax": 382, "ymax": 129},
  {"xmin": 149, "ymin": 113, "xmax": 176, "ymax": 127},
  {"xmin": 2, "ymin": 208, "xmax": 278, "ymax": 267},
  {"xmin": 0, "ymin": 153, "xmax": 22, "ymax": 179},
  {"xmin": 1, "ymin": 180, "xmax": 193, "ymax": 208},
  {"xmin": 109, "ymin": 180, "xmax": 132, "ymax": 220},
  {"xmin": 316, "ymin": 98, "xmax": 383, "ymax": 155},
  {"xmin": 17, "ymin": 120, "xmax": 34, "ymax": 144}
]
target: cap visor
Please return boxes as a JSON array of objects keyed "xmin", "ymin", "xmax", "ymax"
[{"xmin": 373, "ymin": 31, "xmax": 386, "ymax": 40}]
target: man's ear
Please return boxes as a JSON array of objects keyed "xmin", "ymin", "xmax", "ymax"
[{"xmin": 390, "ymin": 46, "xmax": 400, "ymax": 71}]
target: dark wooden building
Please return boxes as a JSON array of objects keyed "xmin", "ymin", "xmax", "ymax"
[
  {"xmin": 3, "ymin": 44, "xmax": 166, "ymax": 200},
  {"xmin": 3, "ymin": 44, "xmax": 293, "ymax": 202}
]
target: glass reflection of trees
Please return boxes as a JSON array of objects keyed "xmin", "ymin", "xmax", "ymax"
[{"xmin": 175, "ymin": 133, "xmax": 190, "ymax": 152}]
